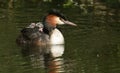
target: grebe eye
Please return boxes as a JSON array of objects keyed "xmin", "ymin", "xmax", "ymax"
[{"xmin": 59, "ymin": 18, "xmax": 64, "ymax": 21}]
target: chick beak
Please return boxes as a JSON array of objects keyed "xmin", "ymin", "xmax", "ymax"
[{"xmin": 62, "ymin": 19, "xmax": 77, "ymax": 26}]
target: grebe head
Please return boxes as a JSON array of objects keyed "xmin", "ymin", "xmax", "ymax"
[
  {"xmin": 42, "ymin": 9, "xmax": 77, "ymax": 44},
  {"xmin": 43, "ymin": 10, "xmax": 77, "ymax": 28}
]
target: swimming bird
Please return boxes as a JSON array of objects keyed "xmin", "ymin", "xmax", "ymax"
[{"xmin": 16, "ymin": 9, "xmax": 77, "ymax": 46}]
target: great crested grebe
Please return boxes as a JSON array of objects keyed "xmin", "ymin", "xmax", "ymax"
[{"xmin": 16, "ymin": 9, "xmax": 77, "ymax": 46}]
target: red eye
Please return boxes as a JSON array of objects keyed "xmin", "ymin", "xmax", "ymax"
[{"xmin": 60, "ymin": 18, "xmax": 64, "ymax": 21}]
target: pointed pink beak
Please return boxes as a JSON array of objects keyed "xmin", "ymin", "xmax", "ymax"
[
  {"xmin": 61, "ymin": 19, "xmax": 77, "ymax": 26},
  {"xmin": 64, "ymin": 20, "xmax": 77, "ymax": 26}
]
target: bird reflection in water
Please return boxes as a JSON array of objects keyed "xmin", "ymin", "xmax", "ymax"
[{"xmin": 21, "ymin": 44, "xmax": 65, "ymax": 73}]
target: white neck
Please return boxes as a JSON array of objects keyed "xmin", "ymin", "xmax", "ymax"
[{"xmin": 50, "ymin": 28, "xmax": 64, "ymax": 44}]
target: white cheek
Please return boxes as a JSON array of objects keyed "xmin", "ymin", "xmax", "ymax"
[{"xmin": 56, "ymin": 17, "xmax": 64, "ymax": 25}]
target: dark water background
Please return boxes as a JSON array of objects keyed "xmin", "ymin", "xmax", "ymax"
[{"xmin": 0, "ymin": 1, "xmax": 120, "ymax": 73}]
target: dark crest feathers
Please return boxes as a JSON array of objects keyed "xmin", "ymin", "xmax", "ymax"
[{"xmin": 48, "ymin": 9, "xmax": 67, "ymax": 20}]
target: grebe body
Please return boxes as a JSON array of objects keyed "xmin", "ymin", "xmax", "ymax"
[{"xmin": 16, "ymin": 9, "xmax": 77, "ymax": 46}]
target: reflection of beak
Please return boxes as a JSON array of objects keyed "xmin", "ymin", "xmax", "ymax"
[{"xmin": 62, "ymin": 20, "xmax": 77, "ymax": 26}]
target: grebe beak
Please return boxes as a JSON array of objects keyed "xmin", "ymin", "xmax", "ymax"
[
  {"xmin": 61, "ymin": 19, "xmax": 77, "ymax": 26},
  {"xmin": 64, "ymin": 20, "xmax": 77, "ymax": 26}
]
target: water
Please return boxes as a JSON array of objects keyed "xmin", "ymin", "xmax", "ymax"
[{"xmin": 0, "ymin": 7, "xmax": 120, "ymax": 73}]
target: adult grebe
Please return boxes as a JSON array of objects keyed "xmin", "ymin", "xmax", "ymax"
[{"xmin": 16, "ymin": 9, "xmax": 77, "ymax": 46}]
